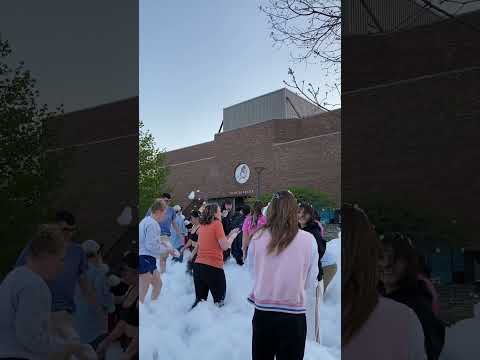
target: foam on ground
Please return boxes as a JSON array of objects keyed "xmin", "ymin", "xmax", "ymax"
[{"xmin": 140, "ymin": 236, "xmax": 341, "ymax": 360}]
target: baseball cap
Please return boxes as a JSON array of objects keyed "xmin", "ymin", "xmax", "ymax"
[
  {"xmin": 82, "ymin": 240, "xmax": 100, "ymax": 256},
  {"xmin": 173, "ymin": 205, "xmax": 181, "ymax": 212}
]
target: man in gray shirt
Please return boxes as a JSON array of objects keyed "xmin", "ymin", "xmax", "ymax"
[{"xmin": 15, "ymin": 211, "xmax": 96, "ymax": 341}]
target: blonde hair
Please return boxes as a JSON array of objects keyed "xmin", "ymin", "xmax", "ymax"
[
  {"xmin": 151, "ymin": 198, "xmax": 167, "ymax": 213},
  {"xmin": 30, "ymin": 224, "xmax": 64, "ymax": 258}
]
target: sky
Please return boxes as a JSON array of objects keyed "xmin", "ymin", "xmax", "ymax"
[
  {"xmin": 140, "ymin": 0, "xmax": 340, "ymax": 151},
  {"xmin": 0, "ymin": 0, "xmax": 138, "ymax": 113}
]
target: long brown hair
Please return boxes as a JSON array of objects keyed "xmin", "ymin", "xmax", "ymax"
[
  {"xmin": 200, "ymin": 203, "xmax": 219, "ymax": 225},
  {"xmin": 342, "ymin": 204, "xmax": 381, "ymax": 347},
  {"xmin": 380, "ymin": 232, "xmax": 420, "ymax": 291},
  {"xmin": 264, "ymin": 191, "xmax": 299, "ymax": 255},
  {"xmin": 251, "ymin": 201, "xmax": 264, "ymax": 227}
]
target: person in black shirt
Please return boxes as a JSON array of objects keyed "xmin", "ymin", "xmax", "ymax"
[
  {"xmin": 298, "ymin": 203, "xmax": 326, "ymax": 282},
  {"xmin": 184, "ymin": 211, "xmax": 200, "ymax": 275},
  {"xmin": 221, "ymin": 199, "xmax": 234, "ymax": 262},
  {"xmin": 379, "ymin": 232, "xmax": 445, "ymax": 360},
  {"xmin": 230, "ymin": 205, "xmax": 251, "ymax": 265}
]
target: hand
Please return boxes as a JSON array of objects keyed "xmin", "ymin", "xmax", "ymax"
[
  {"xmin": 228, "ymin": 228, "xmax": 240, "ymax": 237},
  {"xmin": 172, "ymin": 249, "xmax": 180, "ymax": 257}
]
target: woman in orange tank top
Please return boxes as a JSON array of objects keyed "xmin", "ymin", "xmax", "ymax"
[{"xmin": 192, "ymin": 203, "xmax": 240, "ymax": 308}]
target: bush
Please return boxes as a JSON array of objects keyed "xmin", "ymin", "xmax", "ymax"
[{"xmin": 246, "ymin": 187, "xmax": 335, "ymax": 211}]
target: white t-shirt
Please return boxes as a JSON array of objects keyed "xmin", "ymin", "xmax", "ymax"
[{"xmin": 0, "ymin": 266, "xmax": 56, "ymax": 359}]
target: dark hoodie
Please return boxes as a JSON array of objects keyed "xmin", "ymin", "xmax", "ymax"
[
  {"xmin": 385, "ymin": 280, "xmax": 445, "ymax": 360},
  {"xmin": 301, "ymin": 221, "xmax": 326, "ymax": 281}
]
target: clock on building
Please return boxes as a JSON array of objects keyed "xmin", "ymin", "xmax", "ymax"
[{"xmin": 234, "ymin": 163, "xmax": 250, "ymax": 184}]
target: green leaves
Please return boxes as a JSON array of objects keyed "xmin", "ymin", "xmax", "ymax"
[
  {"xmin": 247, "ymin": 187, "xmax": 335, "ymax": 210},
  {"xmin": 139, "ymin": 121, "xmax": 169, "ymax": 216},
  {"xmin": 0, "ymin": 39, "xmax": 64, "ymax": 276}
]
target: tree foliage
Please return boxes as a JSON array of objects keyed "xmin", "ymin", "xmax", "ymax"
[
  {"xmin": 359, "ymin": 199, "xmax": 468, "ymax": 252},
  {"xmin": 139, "ymin": 121, "xmax": 169, "ymax": 216},
  {"xmin": 247, "ymin": 187, "xmax": 335, "ymax": 210},
  {"xmin": 0, "ymin": 39, "xmax": 64, "ymax": 276}
]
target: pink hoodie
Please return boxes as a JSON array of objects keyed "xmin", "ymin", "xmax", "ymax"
[{"xmin": 247, "ymin": 229, "xmax": 319, "ymax": 314}]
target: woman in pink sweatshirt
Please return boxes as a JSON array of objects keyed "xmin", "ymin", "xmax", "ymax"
[
  {"xmin": 342, "ymin": 204, "xmax": 427, "ymax": 360},
  {"xmin": 247, "ymin": 190, "xmax": 319, "ymax": 360}
]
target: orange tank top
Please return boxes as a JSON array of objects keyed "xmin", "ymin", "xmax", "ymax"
[{"xmin": 195, "ymin": 220, "xmax": 225, "ymax": 269}]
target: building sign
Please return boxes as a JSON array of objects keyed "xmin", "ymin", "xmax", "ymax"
[
  {"xmin": 229, "ymin": 189, "xmax": 255, "ymax": 196},
  {"xmin": 234, "ymin": 163, "xmax": 250, "ymax": 184}
]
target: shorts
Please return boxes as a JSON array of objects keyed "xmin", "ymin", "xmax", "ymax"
[{"xmin": 139, "ymin": 255, "xmax": 157, "ymax": 274}]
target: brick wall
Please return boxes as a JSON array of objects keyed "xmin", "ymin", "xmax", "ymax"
[
  {"xmin": 165, "ymin": 111, "xmax": 341, "ymax": 207},
  {"xmin": 47, "ymin": 98, "xmax": 138, "ymax": 256},
  {"xmin": 342, "ymin": 11, "xmax": 480, "ymax": 250}
]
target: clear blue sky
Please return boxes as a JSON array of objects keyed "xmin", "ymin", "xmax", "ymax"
[{"xmin": 140, "ymin": 0, "xmax": 340, "ymax": 151}]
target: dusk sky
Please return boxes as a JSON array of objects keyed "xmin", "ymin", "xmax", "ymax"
[{"xmin": 140, "ymin": 0, "xmax": 340, "ymax": 151}]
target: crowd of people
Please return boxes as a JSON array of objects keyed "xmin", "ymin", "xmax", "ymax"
[
  {"xmin": 342, "ymin": 204, "xmax": 446, "ymax": 360},
  {"xmin": 0, "ymin": 211, "xmax": 139, "ymax": 360},
  {"xmin": 139, "ymin": 191, "xmax": 338, "ymax": 359}
]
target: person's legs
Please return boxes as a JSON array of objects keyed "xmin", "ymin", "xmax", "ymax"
[
  {"xmin": 252, "ymin": 309, "xmax": 276, "ymax": 360},
  {"xmin": 158, "ymin": 255, "xmax": 167, "ymax": 274},
  {"xmin": 192, "ymin": 263, "xmax": 209, "ymax": 308},
  {"xmin": 150, "ymin": 270, "xmax": 162, "ymax": 301},
  {"xmin": 139, "ymin": 273, "xmax": 152, "ymax": 304},
  {"xmin": 275, "ymin": 313, "xmax": 307, "ymax": 360},
  {"xmin": 231, "ymin": 236, "xmax": 244, "ymax": 265},
  {"xmin": 207, "ymin": 266, "xmax": 226, "ymax": 306}
]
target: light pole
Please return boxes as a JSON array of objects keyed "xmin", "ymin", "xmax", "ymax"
[{"xmin": 254, "ymin": 167, "xmax": 266, "ymax": 200}]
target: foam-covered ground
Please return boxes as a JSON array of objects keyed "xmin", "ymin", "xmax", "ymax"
[{"xmin": 139, "ymin": 235, "xmax": 341, "ymax": 360}]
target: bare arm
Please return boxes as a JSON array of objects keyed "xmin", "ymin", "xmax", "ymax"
[
  {"xmin": 191, "ymin": 242, "xmax": 199, "ymax": 258},
  {"xmin": 242, "ymin": 233, "xmax": 252, "ymax": 259},
  {"xmin": 172, "ymin": 219, "xmax": 181, "ymax": 236},
  {"xmin": 218, "ymin": 229, "xmax": 240, "ymax": 250},
  {"xmin": 78, "ymin": 274, "xmax": 96, "ymax": 305}
]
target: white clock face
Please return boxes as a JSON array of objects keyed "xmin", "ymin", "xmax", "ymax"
[{"xmin": 235, "ymin": 163, "xmax": 250, "ymax": 184}]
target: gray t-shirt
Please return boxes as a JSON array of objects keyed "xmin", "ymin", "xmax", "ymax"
[
  {"xmin": 146, "ymin": 206, "xmax": 175, "ymax": 236},
  {"xmin": 15, "ymin": 242, "xmax": 87, "ymax": 313},
  {"xmin": 0, "ymin": 266, "xmax": 56, "ymax": 359}
]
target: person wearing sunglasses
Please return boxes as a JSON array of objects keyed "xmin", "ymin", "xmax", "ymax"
[
  {"xmin": 14, "ymin": 210, "xmax": 96, "ymax": 344},
  {"xmin": 247, "ymin": 191, "xmax": 319, "ymax": 360}
]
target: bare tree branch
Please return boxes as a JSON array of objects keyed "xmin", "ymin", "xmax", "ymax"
[{"xmin": 260, "ymin": 0, "xmax": 340, "ymax": 110}]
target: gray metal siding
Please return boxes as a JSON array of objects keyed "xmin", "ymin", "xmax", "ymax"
[
  {"xmin": 223, "ymin": 89, "xmax": 286, "ymax": 132},
  {"xmin": 285, "ymin": 89, "xmax": 325, "ymax": 119},
  {"xmin": 223, "ymin": 88, "xmax": 323, "ymax": 132},
  {"xmin": 343, "ymin": 0, "xmax": 443, "ymax": 35}
]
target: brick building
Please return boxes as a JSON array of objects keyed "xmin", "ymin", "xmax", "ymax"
[
  {"xmin": 165, "ymin": 89, "xmax": 340, "ymax": 209},
  {"xmin": 343, "ymin": 8, "xmax": 480, "ymax": 284},
  {"xmin": 47, "ymin": 97, "xmax": 138, "ymax": 264}
]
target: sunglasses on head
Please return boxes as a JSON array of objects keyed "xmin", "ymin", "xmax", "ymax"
[{"xmin": 272, "ymin": 190, "xmax": 294, "ymax": 200}]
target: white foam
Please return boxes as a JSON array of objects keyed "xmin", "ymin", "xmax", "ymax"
[{"xmin": 140, "ymin": 239, "xmax": 341, "ymax": 360}]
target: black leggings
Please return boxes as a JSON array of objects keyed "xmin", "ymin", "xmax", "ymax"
[
  {"xmin": 192, "ymin": 263, "xmax": 226, "ymax": 307},
  {"xmin": 252, "ymin": 309, "xmax": 307, "ymax": 360}
]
